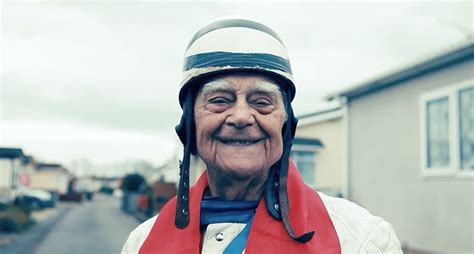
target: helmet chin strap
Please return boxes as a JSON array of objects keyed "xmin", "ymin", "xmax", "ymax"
[
  {"xmin": 278, "ymin": 118, "xmax": 315, "ymax": 243},
  {"xmin": 265, "ymin": 89, "xmax": 315, "ymax": 243},
  {"xmin": 175, "ymin": 89, "xmax": 193, "ymax": 229}
]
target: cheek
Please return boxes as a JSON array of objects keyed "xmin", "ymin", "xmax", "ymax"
[
  {"xmin": 266, "ymin": 114, "xmax": 286, "ymax": 138},
  {"xmin": 259, "ymin": 114, "xmax": 285, "ymax": 155},
  {"xmin": 194, "ymin": 107, "xmax": 210, "ymax": 154},
  {"xmin": 194, "ymin": 111, "xmax": 224, "ymax": 149},
  {"xmin": 195, "ymin": 117, "xmax": 212, "ymax": 147}
]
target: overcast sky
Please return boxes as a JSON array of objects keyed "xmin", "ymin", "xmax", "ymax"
[{"xmin": 1, "ymin": 1, "xmax": 473, "ymax": 167}]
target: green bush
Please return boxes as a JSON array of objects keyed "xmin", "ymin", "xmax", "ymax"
[
  {"xmin": 0, "ymin": 205, "xmax": 30, "ymax": 232},
  {"xmin": 121, "ymin": 173, "xmax": 146, "ymax": 192},
  {"xmin": 99, "ymin": 186, "xmax": 114, "ymax": 195}
]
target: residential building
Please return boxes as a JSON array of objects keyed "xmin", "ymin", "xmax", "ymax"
[
  {"xmin": 19, "ymin": 155, "xmax": 36, "ymax": 187},
  {"xmin": 0, "ymin": 147, "xmax": 25, "ymax": 202},
  {"xmin": 30, "ymin": 163, "xmax": 72, "ymax": 194},
  {"xmin": 329, "ymin": 41, "xmax": 473, "ymax": 254},
  {"xmin": 295, "ymin": 107, "xmax": 345, "ymax": 197}
]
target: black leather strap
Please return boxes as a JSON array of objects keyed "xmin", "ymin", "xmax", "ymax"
[
  {"xmin": 175, "ymin": 90, "xmax": 194, "ymax": 229},
  {"xmin": 277, "ymin": 92, "xmax": 315, "ymax": 243}
]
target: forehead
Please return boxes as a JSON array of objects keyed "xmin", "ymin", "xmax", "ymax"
[{"xmin": 198, "ymin": 73, "xmax": 283, "ymax": 96}]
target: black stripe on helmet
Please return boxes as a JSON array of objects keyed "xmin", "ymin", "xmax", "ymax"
[
  {"xmin": 184, "ymin": 51, "xmax": 292, "ymax": 75},
  {"xmin": 186, "ymin": 18, "xmax": 284, "ymax": 51}
]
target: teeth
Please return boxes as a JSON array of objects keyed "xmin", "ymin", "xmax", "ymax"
[{"xmin": 224, "ymin": 140, "xmax": 256, "ymax": 145}]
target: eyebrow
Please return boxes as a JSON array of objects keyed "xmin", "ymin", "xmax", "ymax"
[
  {"xmin": 200, "ymin": 79, "xmax": 283, "ymax": 98},
  {"xmin": 200, "ymin": 80, "xmax": 235, "ymax": 95},
  {"xmin": 253, "ymin": 81, "xmax": 283, "ymax": 98}
]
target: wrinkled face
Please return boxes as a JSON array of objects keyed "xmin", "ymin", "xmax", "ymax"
[{"xmin": 194, "ymin": 73, "xmax": 287, "ymax": 180}]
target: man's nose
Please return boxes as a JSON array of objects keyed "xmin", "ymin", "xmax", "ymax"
[{"xmin": 225, "ymin": 99, "xmax": 256, "ymax": 129}]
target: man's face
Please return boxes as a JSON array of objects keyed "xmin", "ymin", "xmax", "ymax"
[{"xmin": 194, "ymin": 73, "xmax": 287, "ymax": 180}]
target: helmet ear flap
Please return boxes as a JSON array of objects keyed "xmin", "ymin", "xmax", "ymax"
[
  {"xmin": 175, "ymin": 113, "xmax": 187, "ymax": 146},
  {"xmin": 175, "ymin": 91, "xmax": 197, "ymax": 155},
  {"xmin": 280, "ymin": 89, "xmax": 298, "ymax": 140}
]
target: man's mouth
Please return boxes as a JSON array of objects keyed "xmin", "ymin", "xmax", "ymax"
[{"xmin": 217, "ymin": 138, "xmax": 263, "ymax": 145}]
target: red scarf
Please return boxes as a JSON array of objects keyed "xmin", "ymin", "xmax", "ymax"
[{"xmin": 139, "ymin": 161, "xmax": 341, "ymax": 253}]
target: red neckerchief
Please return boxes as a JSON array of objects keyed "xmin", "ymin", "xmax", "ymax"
[{"xmin": 139, "ymin": 161, "xmax": 341, "ymax": 253}]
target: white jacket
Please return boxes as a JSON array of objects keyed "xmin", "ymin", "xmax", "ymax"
[{"xmin": 122, "ymin": 192, "xmax": 402, "ymax": 254}]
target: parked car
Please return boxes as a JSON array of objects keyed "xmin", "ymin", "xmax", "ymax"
[
  {"xmin": 75, "ymin": 185, "xmax": 94, "ymax": 201},
  {"xmin": 100, "ymin": 186, "xmax": 115, "ymax": 195},
  {"xmin": 15, "ymin": 187, "xmax": 56, "ymax": 210}
]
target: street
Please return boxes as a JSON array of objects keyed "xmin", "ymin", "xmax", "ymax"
[{"xmin": 34, "ymin": 194, "xmax": 140, "ymax": 254}]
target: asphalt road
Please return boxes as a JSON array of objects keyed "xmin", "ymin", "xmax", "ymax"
[{"xmin": 34, "ymin": 194, "xmax": 140, "ymax": 254}]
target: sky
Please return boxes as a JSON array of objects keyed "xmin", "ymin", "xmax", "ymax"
[{"xmin": 1, "ymin": 0, "xmax": 473, "ymax": 168}]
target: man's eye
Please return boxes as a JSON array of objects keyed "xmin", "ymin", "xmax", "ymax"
[
  {"xmin": 209, "ymin": 97, "xmax": 231, "ymax": 104},
  {"xmin": 254, "ymin": 98, "xmax": 272, "ymax": 106}
]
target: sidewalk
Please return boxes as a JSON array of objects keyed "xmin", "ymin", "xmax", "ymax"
[{"xmin": 0, "ymin": 205, "xmax": 70, "ymax": 254}]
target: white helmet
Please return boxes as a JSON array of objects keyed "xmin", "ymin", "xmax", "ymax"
[{"xmin": 178, "ymin": 17, "xmax": 296, "ymax": 106}]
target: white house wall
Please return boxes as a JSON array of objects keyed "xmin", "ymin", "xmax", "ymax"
[
  {"xmin": 0, "ymin": 159, "xmax": 12, "ymax": 202},
  {"xmin": 30, "ymin": 171, "xmax": 70, "ymax": 194},
  {"xmin": 0, "ymin": 159, "xmax": 12, "ymax": 188},
  {"xmin": 348, "ymin": 59, "xmax": 474, "ymax": 253}
]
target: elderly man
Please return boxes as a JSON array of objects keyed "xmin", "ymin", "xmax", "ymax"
[{"xmin": 122, "ymin": 18, "xmax": 402, "ymax": 254}]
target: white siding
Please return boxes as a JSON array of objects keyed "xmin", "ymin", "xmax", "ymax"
[{"xmin": 348, "ymin": 59, "xmax": 474, "ymax": 253}]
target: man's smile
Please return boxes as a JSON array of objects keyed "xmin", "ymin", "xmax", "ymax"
[
  {"xmin": 220, "ymin": 140, "xmax": 260, "ymax": 145},
  {"xmin": 216, "ymin": 137, "xmax": 265, "ymax": 146}
]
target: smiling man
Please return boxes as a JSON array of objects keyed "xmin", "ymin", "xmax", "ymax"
[
  {"xmin": 122, "ymin": 18, "xmax": 402, "ymax": 254},
  {"xmin": 194, "ymin": 74, "xmax": 287, "ymax": 201}
]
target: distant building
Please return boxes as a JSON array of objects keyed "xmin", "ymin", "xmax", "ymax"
[
  {"xmin": 19, "ymin": 155, "xmax": 36, "ymax": 187},
  {"xmin": 189, "ymin": 156, "xmax": 206, "ymax": 185},
  {"xmin": 0, "ymin": 147, "xmax": 25, "ymax": 202},
  {"xmin": 30, "ymin": 163, "xmax": 72, "ymax": 194},
  {"xmin": 329, "ymin": 41, "xmax": 473, "ymax": 253},
  {"xmin": 150, "ymin": 153, "xmax": 180, "ymax": 185},
  {"xmin": 294, "ymin": 107, "xmax": 345, "ymax": 197}
]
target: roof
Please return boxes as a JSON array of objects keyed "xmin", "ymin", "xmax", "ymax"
[
  {"xmin": 293, "ymin": 137, "xmax": 324, "ymax": 147},
  {"xmin": 296, "ymin": 106, "xmax": 344, "ymax": 127},
  {"xmin": 22, "ymin": 155, "xmax": 34, "ymax": 164},
  {"xmin": 327, "ymin": 40, "xmax": 474, "ymax": 101},
  {"xmin": 36, "ymin": 163, "xmax": 63, "ymax": 170},
  {"xmin": 297, "ymin": 106, "xmax": 342, "ymax": 120},
  {"xmin": 0, "ymin": 147, "xmax": 24, "ymax": 159}
]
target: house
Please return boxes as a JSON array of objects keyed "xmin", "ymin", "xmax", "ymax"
[
  {"xmin": 328, "ymin": 41, "xmax": 473, "ymax": 254},
  {"xmin": 150, "ymin": 153, "xmax": 181, "ymax": 185},
  {"xmin": 294, "ymin": 107, "xmax": 345, "ymax": 197},
  {"xmin": 0, "ymin": 147, "xmax": 25, "ymax": 202},
  {"xmin": 30, "ymin": 163, "xmax": 72, "ymax": 194},
  {"xmin": 19, "ymin": 155, "xmax": 36, "ymax": 187}
]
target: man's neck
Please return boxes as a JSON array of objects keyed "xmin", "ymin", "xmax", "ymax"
[{"xmin": 206, "ymin": 170, "xmax": 268, "ymax": 201}]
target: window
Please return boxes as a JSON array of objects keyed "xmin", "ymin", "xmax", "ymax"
[
  {"xmin": 290, "ymin": 150, "xmax": 316, "ymax": 185},
  {"xmin": 426, "ymin": 97, "xmax": 450, "ymax": 168},
  {"xmin": 290, "ymin": 138, "xmax": 323, "ymax": 187},
  {"xmin": 459, "ymin": 87, "xmax": 474, "ymax": 170},
  {"xmin": 420, "ymin": 80, "xmax": 474, "ymax": 177}
]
